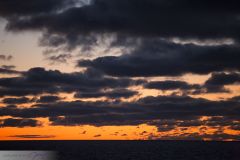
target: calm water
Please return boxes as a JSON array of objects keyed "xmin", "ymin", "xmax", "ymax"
[{"xmin": 0, "ymin": 141, "xmax": 239, "ymax": 160}]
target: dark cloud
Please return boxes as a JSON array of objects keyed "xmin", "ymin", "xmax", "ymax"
[
  {"xmin": 230, "ymin": 96, "xmax": 240, "ymax": 101},
  {"xmin": 8, "ymin": 135, "xmax": 55, "ymax": 139},
  {"xmin": 201, "ymin": 85, "xmax": 230, "ymax": 94},
  {"xmin": 198, "ymin": 72, "xmax": 240, "ymax": 93},
  {"xmin": 0, "ymin": 0, "xmax": 73, "ymax": 17},
  {"xmin": 0, "ymin": 67, "xmax": 21, "ymax": 75},
  {"xmin": 139, "ymin": 131, "xmax": 147, "ymax": 135},
  {"xmin": 177, "ymin": 120, "xmax": 205, "ymax": 127},
  {"xmin": 1, "ymin": 95, "xmax": 239, "ymax": 128},
  {"xmin": 80, "ymin": 131, "xmax": 87, "ymax": 134},
  {"xmin": 143, "ymin": 79, "xmax": 229, "ymax": 94},
  {"xmin": 37, "ymin": 95, "xmax": 62, "ymax": 103},
  {"xmin": 147, "ymin": 120, "xmax": 175, "ymax": 131},
  {"xmin": 93, "ymin": 134, "xmax": 101, "ymax": 137},
  {"xmin": 2, "ymin": 97, "xmax": 31, "ymax": 104},
  {"xmin": 230, "ymin": 125, "xmax": 240, "ymax": 131},
  {"xmin": 0, "ymin": 67, "xmax": 142, "ymax": 97},
  {"xmin": 1, "ymin": 0, "xmax": 240, "ymax": 78},
  {"xmin": 156, "ymin": 132, "xmax": 240, "ymax": 141},
  {"xmin": 79, "ymin": 40, "xmax": 240, "ymax": 77},
  {"xmin": 205, "ymin": 72, "xmax": 240, "ymax": 86},
  {"xmin": 146, "ymin": 123, "xmax": 240, "ymax": 140},
  {"xmin": 2, "ymin": 0, "xmax": 240, "ymax": 50},
  {"xmin": 47, "ymin": 54, "xmax": 72, "ymax": 64},
  {"xmin": 0, "ymin": 54, "xmax": 12, "ymax": 61},
  {"xmin": 144, "ymin": 80, "xmax": 201, "ymax": 91},
  {"xmin": 0, "ymin": 118, "xmax": 41, "ymax": 127},
  {"xmin": 74, "ymin": 89, "xmax": 138, "ymax": 99},
  {"xmin": 37, "ymin": 95, "xmax": 240, "ymax": 127},
  {"xmin": 0, "ymin": 94, "xmax": 239, "ymax": 138},
  {"xmin": 1, "ymin": 65, "xmax": 16, "ymax": 70}
]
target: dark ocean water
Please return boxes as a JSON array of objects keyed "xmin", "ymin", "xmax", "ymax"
[{"xmin": 0, "ymin": 141, "xmax": 239, "ymax": 160}]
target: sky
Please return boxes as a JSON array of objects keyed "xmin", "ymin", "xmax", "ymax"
[{"xmin": 0, "ymin": 0, "xmax": 240, "ymax": 140}]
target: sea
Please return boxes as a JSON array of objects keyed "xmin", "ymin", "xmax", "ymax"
[{"xmin": 0, "ymin": 141, "xmax": 239, "ymax": 160}]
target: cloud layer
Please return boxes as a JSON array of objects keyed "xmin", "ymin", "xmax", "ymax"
[
  {"xmin": 79, "ymin": 40, "xmax": 240, "ymax": 77},
  {"xmin": 0, "ymin": 0, "xmax": 240, "ymax": 140}
]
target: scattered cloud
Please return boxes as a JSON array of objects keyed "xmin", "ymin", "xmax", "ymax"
[
  {"xmin": 9, "ymin": 135, "xmax": 55, "ymax": 139},
  {"xmin": 0, "ymin": 54, "xmax": 13, "ymax": 61},
  {"xmin": 0, "ymin": 118, "xmax": 41, "ymax": 128}
]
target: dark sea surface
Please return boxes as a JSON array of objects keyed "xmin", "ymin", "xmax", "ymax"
[{"xmin": 0, "ymin": 141, "xmax": 239, "ymax": 160}]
